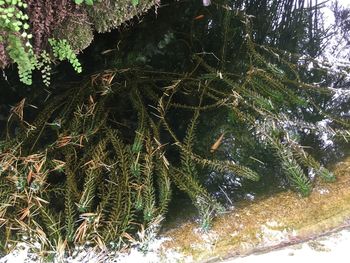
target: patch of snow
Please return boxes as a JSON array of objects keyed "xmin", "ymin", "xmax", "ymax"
[
  {"xmin": 308, "ymin": 168, "xmax": 316, "ymax": 181},
  {"xmin": 258, "ymin": 221, "xmax": 297, "ymax": 246},
  {"xmin": 317, "ymin": 188, "xmax": 330, "ymax": 195},
  {"xmin": 224, "ymin": 228, "xmax": 350, "ymax": 263},
  {"xmin": 191, "ymin": 229, "xmax": 219, "ymax": 252},
  {"xmin": 0, "ymin": 237, "xmax": 191, "ymax": 263},
  {"xmin": 244, "ymin": 193, "xmax": 255, "ymax": 201},
  {"xmin": 3, "ymin": 228, "xmax": 350, "ymax": 263},
  {"xmin": 0, "ymin": 243, "xmax": 29, "ymax": 263}
]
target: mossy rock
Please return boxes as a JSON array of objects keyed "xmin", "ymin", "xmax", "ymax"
[
  {"xmin": 53, "ymin": 15, "xmax": 94, "ymax": 52},
  {"xmin": 53, "ymin": 0, "xmax": 156, "ymax": 52},
  {"xmin": 87, "ymin": 0, "xmax": 157, "ymax": 33},
  {"xmin": 0, "ymin": 0, "xmax": 157, "ymax": 70}
]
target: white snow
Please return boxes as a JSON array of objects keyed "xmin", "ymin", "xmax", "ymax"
[
  {"xmin": 224, "ymin": 228, "xmax": 350, "ymax": 263},
  {"xmin": 0, "ymin": 237, "xmax": 192, "ymax": 263},
  {"xmin": 2, "ymin": 228, "xmax": 350, "ymax": 263},
  {"xmin": 0, "ymin": 244, "xmax": 29, "ymax": 263},
  {"xmin": 257, "ymin": 221, "xmax": 297, "ymax": 247}
]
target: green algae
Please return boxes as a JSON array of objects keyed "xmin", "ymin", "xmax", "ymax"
[{"xmin": 160, "ymin": 157, "xmax": 350, "ymax": 262}]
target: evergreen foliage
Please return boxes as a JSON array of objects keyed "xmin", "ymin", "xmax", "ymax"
[{"xmin": 0, "ymin": 0, "xmax": 349, "ymax": 258}]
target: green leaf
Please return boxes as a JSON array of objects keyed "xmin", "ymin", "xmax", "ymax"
[{"xmin": 132, "ymin": 0, "xmax": 139, "ymax": 6}]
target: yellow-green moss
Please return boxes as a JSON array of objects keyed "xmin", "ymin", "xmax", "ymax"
[
  {"xmin": 54, "ymin": 1, "xmax": 156, "ymax": 54},
  {"xmin": 53, "ymin": 16, "xmax": 94, "ymax": 52},
  {"xmin": 87, "ymin": 0, "xmax": 156, "ymax": 33}
]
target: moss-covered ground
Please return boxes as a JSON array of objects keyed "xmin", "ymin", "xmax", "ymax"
[{"xmin": 160, "ymin": 157, "xmax": 350, "ymax": 262}]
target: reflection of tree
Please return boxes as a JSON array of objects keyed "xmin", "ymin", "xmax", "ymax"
[
  {"xmin": 333, "ymin": 1, "xmax": 350, "ymax": 45},
  {"xmin": 0, "ymin": 0, "xmax": 349, "ymax": 257}
]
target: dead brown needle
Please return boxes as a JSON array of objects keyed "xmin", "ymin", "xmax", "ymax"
[{"xmin": 210, "ymin": 133, "xmax": 225, "ymax": 153}]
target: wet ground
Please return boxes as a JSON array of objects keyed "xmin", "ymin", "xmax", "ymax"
[{"xmin": 159, "ymin": 156, "xmax": 350, "ymax": 262}]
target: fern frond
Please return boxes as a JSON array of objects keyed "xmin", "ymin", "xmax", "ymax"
[
  {"xmin": 77, "ymin": 138, "xmax": 107, "ymax": 213},
  {"xmin": 142, "ymin": 134, "xmax": 156, "ymax": 222},
  {"xmin": 270, "ymin": 138, "xmax": 312, "ymax": 196},
  {"xmin": 64, "ymin": 187, "xmax": 76, "ymax": 242},
  {"xmin": 180, "ymin": 144, "xmax": 259, "ymax": 181},
  {"xmin": 38, "ymin": 207, "xmax": 62, "ymax": 242},
  {"xmin": 289, "ymin": 141, "xmax": 335, "ymax": 182},
  {"xmin": 107, "ymin": 130, "xmax": 131, "ymax": 184},
  {"xmin": 104, "ymin": 129, "xmax": 134, "ymax": 241},
  {"xmin": 77, "ymin": 170, "xmax": 97, "ymax": 213},
  {"xmin": 172, "ymin": 167, "xmax": 223, "ymax": 230},
  {"xmin": 282, "ymin": 156, "xmax": 312, "ymax": 196},
  {"xmin": 155, "ymin": 158, "xmax": 171, "ymax": 216},
  {"xmin": 317, "ymin": 166, "xmax": 335, "ymax": 182}
]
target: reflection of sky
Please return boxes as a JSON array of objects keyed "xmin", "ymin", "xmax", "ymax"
[
  {"xmin": 323, "ymin": 1, "xmax": 350, "ymax": 121},
  {"xmin": 294, "ymin": 1, "xmax": 349, "ymax": 85},
  {"xmin": 206, "ymin": 1, "xmax": 350, "ymax": 207},
  {"xmin": 326, "ymin": 0, "xmax": 350, "ymax": 29},
  {"xmin": 321, "ymin": 0, "xmax": 350, "ymax": 60},
  {"xmin": 323, "ymin": 0, "xmax": 350, "ymax": 26},
  {"xmin": 308, "ymin": 0, "xmax": 350, "ymax": 120}
]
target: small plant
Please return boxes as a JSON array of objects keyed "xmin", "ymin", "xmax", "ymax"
[
  {"xmin": 36, "ymin": 51, "xmax": 52, "ymax": 86},
  {"xmin": 74, "ymin": 0, "xmax": 94, "ymax": 5},
  {"xmin": 0, "ymin": 2, "xmax": 83, "ymax": 86},
  {"xmin": 0, "ymin": 0, "xmax": 36, "ymax": 84},
  {"xmin": 49, "ymin": 38, "xmax": 82, "ymax": 74}
]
